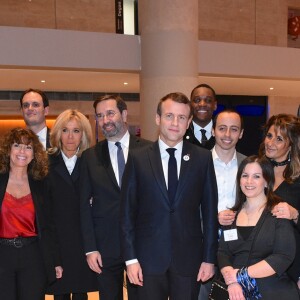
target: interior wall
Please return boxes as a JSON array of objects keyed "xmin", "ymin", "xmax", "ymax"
[{"xmin": 0, "ymin": 0, "xmax": 293, "ymax": 47}]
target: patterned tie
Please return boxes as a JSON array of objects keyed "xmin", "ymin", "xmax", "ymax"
[
  {"xmin": 200, "ymin": 129, "xmax": 208, "ymax": 144},
  {"xmin": 115, "ymin": 142, "xmax": 125, "ymax": 186},
  {"xmin": 166, "ymin": 148, "xmax": 178, "ymax": 204}
]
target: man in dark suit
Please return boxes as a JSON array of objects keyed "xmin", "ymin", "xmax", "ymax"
[
  {"xmin": 80, "ymin": 95, "xmax": 151, "ymax": 300},
  {"xmin": 184, "ymin": 83, "xmax": 217, "ymax": 150},
  {"xmin": 120, "ymin": 92, "xmax": 219, "ymax": 300},
  {"xmin": 20, "ymin": 88, "xmax": 51, "ymax": 149}
]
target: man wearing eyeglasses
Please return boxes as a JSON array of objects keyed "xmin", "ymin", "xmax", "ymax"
[
  {"xmin": 20, "ymin": 88, "xmax": 50, "ymax": 149},
  {"xmin": 79, "ymin": 95, "xmax": 151, "ymax": 300},
  {"xmin": 184, "ymin": 84, "xmax": 217, "ymax": 150}
]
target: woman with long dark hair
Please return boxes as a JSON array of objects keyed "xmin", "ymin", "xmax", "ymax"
[{"xmin": 218, "ymin": 156, "xmax": 298, "ymax": 299}]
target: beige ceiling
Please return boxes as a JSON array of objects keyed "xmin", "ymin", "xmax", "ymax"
[{"xmin": 1, "ymin": 68, "xmax": 300, "ymax": 97}]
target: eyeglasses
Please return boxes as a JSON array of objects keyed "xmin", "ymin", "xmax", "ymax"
[
  {"xmin": 192, "ymin": 96, "xmax": 214, "ymax": 104},
  {"xmin": 22, "ymin": 102, "xmax": 42, "ymax": 109},
  {"xmin": 95, "ymin": 110, "xmax": 117, "ymax": 121}
]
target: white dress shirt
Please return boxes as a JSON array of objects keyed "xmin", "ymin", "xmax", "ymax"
[
  {"xmin": 158, "ymin": 138, "xmax": 182, "ymax": 187},
  {"xmin": 36, "ymin": 126, "xmax": 47, "ymax": 149},
  {"xmin": 107, "ymin": 131, "xmax": 130, "ymax": 186},
  {"xmin": 212, "ymin": 147, "xmax": 238, "ymax": 212},
  {"xmin": 193, "ymin": 120, "xmax": 213, "ymax": 143},
  {"xmin": 61, "ymin": 151, "xmax": 78, "ymax": 174}
]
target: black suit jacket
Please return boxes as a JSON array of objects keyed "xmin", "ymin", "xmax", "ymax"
[
  {"xmin": 80, "ymin": 135, "xmax": 151, "ymax": 260},
  {"xmin": 120, "ymin": 141, "xmax": 219, "ymax": 276},
  {"xmin": 46, "ymin": 154, "xmax": 98, "ymax": 293},
  {"xmin": 0, "ymin": 173, "xmax": 59, "ymax": 283},
  {"xmin": 184, "ymin": 122, "xmax": 215, "ymax": 150}
]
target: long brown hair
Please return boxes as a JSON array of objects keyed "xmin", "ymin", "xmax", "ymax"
[
  {"xmin": 0, "ymin": 128, "xmax": 48, "ymax": 180},
  {"xmin": 259, "ymin": 114, "xmax": 300, "ymax": 183}
]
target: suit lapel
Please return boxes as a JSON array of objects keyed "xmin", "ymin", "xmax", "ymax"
[
  {"xmin": 96, "ymin": 141, "xmax": 119, "ymax": 189},
  {"xmin": 71, "ymin": 157, "xmax": 80, "ymax": 182},
  {"xmin": 148, "ymin": 142, "xmax": 169, "ymax": 202},
  {"xmin": 174, "ymin": 142, "xmax": 192, "ymax": 202},
  {"xmin": 52, "ymin": 154, "xmax": 73, "ymax": 187}
]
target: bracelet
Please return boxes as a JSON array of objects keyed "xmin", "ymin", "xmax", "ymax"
[{"xmin": 236, "ymin": 267, "xmax": 262, "ymax": 299}]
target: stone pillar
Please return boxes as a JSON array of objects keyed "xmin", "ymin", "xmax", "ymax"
[{"xmin": 139, "ymin": 0, "xmax": 199, "ymax": 140}]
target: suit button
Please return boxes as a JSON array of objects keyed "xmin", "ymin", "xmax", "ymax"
[{"xmin": 170, "ymin": 209, "xmax": 175, "ymax": 213}]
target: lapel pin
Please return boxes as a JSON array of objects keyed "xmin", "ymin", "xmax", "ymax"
[{"xmin": 183, "ymin": 154, "xmax": 190, "ymax": 161}]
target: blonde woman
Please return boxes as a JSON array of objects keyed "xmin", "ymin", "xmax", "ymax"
[{"xmin": 46, "ymin": 110, "xmax": 97, "ymax": 300}]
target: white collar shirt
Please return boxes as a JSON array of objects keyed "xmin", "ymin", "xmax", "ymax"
[
  {"xmin": 61, "ymin": 151, "xmax": 78, "ymax": 175},
  {"xmin": 212, "ymin": 147, "xmax": 238, "ymax": 212},
  {"xmin": 36, "ymin": 127, "xmax": 47, "ymax": 150},
  {"xmin": 193, "ymin": 120, "xmax": 213, "ymax": 143},
  {"xmin": 158, "ymin": 138, "xmax": 182, "ymax": 188}
]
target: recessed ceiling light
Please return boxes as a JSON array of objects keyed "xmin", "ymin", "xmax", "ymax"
[
  {"xmin": 270, "ymin": 87, "xmax": 274, "ymax": 90},
  {"xmin": 124, "ymin": 82, "xmax": 128, "ymax": 85},
  {"xmin": 41, "ymin": 80, "xmax": 46, "ymax": 83}
]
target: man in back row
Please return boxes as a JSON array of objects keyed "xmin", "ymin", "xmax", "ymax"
[
  {"xmin": 20, "ymin": 88, "xmax": 51, "ymax": 149},
  {"xmin": 184, "ymin": 84, "xmax": 217, "ymax": 150}
]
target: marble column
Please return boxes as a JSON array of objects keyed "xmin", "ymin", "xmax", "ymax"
[{"xmin": 139, "ymin": 0, "xmax": 199, "ymax": 140}]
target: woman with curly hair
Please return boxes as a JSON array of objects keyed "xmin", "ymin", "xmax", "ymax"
[
  {"xmin": 259, "ymin": 114, "xmax": 300, "ymax": 289},
  {"xmin": 0, "ymin": 128, "xmax": 63, "ymax": 300},
  {"xmin": 46, "ymin": 109, "xmax": 97, "ymax": 300}
]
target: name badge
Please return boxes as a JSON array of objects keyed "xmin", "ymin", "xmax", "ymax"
[{"xmin": 223, "ymin": 229, "xmax": 238, "ymax": 241}]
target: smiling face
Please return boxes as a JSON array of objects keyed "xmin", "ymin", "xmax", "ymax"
[
  {"xmin": 213, "ymin": 111, "xmax": 243, "ymax": 151},
  {"xmin": 21, "ymin": 91, "xmax": 49, "ymax": 132},
  {"xmin": 156, "ymin": 99, "xmax": 192, "ymax": 147},
  {"xmin": 264, "ymin": 125, "xmax": 290, "ymax": 162},
  {"xmin": 240, "ymin": 162, "xmax": 267, "ymax": 200},
  {"xmin": 10, "ymin": 142, "xmax": 34, "ymax": 169},
  {"xmin": 96, "ymin": 99, "xmax": 127, "ymax": 141},
  {"xmin": 191, "ymin": 87, "xmax": 217, "ymax": 127},
  {"xmin": 61, "ymin": 118, "xmax": 83, "ymax": 158}
]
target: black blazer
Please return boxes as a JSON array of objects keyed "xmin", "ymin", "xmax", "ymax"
[
  {"xmin": 218, "ymin": 210, "xmax": 298, "ymax": 299},
  {"xmin": 46, "ymin": 154, "xmax": 97, "ymax": 294},
  {"xmin": 120, "ymin": 141, "xmax": 219, "ymax": 276},
  {"xmin": 80, "ymin": 135, "xmax": 151, "ymax": 260},
  {"xmin": 0, "ymin": 173, "xmax": 59, "ymax": 283},
  {"xmin": 184, "ymin": 122, "xmax": 215, "ymax": 150}
]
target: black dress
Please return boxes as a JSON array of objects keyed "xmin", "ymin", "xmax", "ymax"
[
  {"xmin": 218, "ymin": 210, "xmax": 299, "ymax": 299},
  {"xmin": 274, "ymin": 177, "xmax": 300, "ymax": 282},
  {"xmin": 46, "ymin": 154, "xmax": 97, "ymax": 295}
]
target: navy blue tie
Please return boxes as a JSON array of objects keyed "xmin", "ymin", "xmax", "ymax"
[
  {"xmin": 166, "ymin": 148, "xmax": 178, "ymax": 204},
  {"xmin": 200, "ymin": 129, "xmax": 207, "ymax": 144},
  {"xmin": 115, "ymin": 142, "xmax": 125, "ymax": 186}
]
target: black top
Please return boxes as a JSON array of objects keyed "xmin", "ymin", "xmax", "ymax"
[
  {"xmin": 274, "ymin": 176, "xmax": 300, "ymax": 282},
  {"xmin": 218, "ymin": 210, "xmax": 298, "ymax": 299}
]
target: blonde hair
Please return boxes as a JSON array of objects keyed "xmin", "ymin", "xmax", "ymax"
[{"xmin": 49, "ymin": 109, "xmax": 92, "ymax": 157}]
